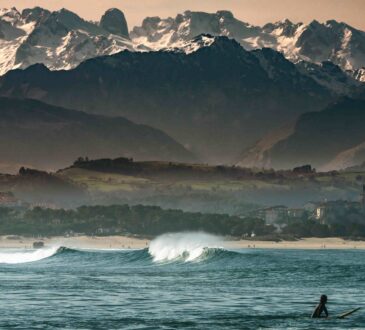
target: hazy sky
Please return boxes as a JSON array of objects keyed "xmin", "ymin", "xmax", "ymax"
[{"xmin": 3, "ymin": 0, "xmax": 365, "ymax": 30}]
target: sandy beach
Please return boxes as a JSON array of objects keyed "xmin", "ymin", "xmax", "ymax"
[
  {"xmin": 227, "ymin": 237, "xmax": 365, "ymax": 250},
  {"xmin": 1, "ymin": 235, "xmax": 365, "ymax": 250}
]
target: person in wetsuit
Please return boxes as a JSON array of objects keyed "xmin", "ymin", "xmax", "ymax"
[{"xmin": 312, "ymin": 295, "xmax": 329, "ymax": 318}]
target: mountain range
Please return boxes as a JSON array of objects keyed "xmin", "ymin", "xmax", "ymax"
[
  {"xmin": 0, "ymin": 97, "xmax": 194, "ymax": 171},
  {"xmin": 1, "ymin": 7, "xmax": 365, "ymax": 79},
  {"xmin": 0, "ymin": 35, "xmax": 334, "ymax": 163},
  {"xmin": 0, "ymin": 6, "xmax": 365, "ymax": 170}
]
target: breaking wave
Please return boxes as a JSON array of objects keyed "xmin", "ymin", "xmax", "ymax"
[{"xmin": 0, "ymin": 246, "xmax": 63, "ymax": 264}]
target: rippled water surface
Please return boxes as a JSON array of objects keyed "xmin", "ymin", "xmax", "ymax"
[{"xmin": 1, "ymin": 235, "xmax": 365, "ymax": 329}]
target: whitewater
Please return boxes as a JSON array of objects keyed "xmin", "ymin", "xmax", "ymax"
[{"xmin": 0, "ymin": 233, "xmax": 364, "ymax": 329}]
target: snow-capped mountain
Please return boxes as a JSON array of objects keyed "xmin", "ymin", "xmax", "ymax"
[
  {"xmin": 131, "ymin": 10, "xmax": 365, "ymax": 75},
  {"xmin": 0, "ymin": 7, "xmax": 134, "ymax": 75},
  {"xmin": 1, "ymin": 7, "xmax": 365, "ymax": 81}
]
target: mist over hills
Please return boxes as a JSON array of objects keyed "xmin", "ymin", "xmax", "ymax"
[
  {"xmin": 0, "ymin": 97, "xmax": 195, "ymax": 171},
  {"xmin": 0, "ymin": 36, "xmax": 333, "ymax": 163}
]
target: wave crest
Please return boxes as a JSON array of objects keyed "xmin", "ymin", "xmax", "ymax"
[
  {"xmin": 148, "ymin": 232, "xmax": 223, "ymax": 262},
  {"xmin": 0, "ymin": 246, "xmax": 62, "ymax": 264}
]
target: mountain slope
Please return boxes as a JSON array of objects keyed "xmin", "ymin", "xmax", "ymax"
[
  {"xmin": 238, "ymin": 98, "xmax": 365, "ymax": 170},
  {"xmin": 0, "ymin": 97, "xmax": 195, "ymax": 170},
  {"xmin": 0, "ymin": 36, "xmax": 332, "ymax": 163},
  {"xmin": 131, "ymin": 11, "xmax": 365, "ymax": 74},
  {"xmin": 321, "ymin": 141, "xmax": 365, "ymax": 171}
]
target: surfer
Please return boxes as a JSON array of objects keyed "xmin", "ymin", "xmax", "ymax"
[{"xmin": 312, "ymin": 295, "xmax": 329, "ymax": 318}]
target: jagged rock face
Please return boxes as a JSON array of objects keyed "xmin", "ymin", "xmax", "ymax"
[
  {"xmin": 100, "ymin": 8, "xmax": 129, "ymax": 38},
  {"xmin": 21, "ymin": 7, "xmax": 50, "ymax": 24},
  {"xmin": 294, "ymin": 20, "xmax": 365, "ymax": 71}
]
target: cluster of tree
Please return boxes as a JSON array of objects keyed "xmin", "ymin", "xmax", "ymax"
[
  {"xmin": 0, "ymin": 205, "xmax": 274, "ymax": 237},
  {"xmin": 71, "ymin": 157, "xmax": 326, "ymax": 181},
  {"xmin": 1, "ymin": 204, "xmax": 364, "ymax": 238}
]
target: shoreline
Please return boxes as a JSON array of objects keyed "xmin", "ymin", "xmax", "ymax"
[{"xmin": 1, "ymin": 236, "xmax": 365, "ymax": 250}]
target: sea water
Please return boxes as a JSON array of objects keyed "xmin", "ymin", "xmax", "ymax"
[{"xmin": 0, "ymin": 233, "xmax": 364, "ymax": 329}]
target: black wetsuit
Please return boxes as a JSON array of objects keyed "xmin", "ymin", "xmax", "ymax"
[{"xmin": 312, "ymin": 303, "xmax": 328, "ymax": 318}]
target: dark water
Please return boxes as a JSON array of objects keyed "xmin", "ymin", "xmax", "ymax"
[{"xmin": 1, "ymin": 235, "xmax": 365, "ymax": 329}]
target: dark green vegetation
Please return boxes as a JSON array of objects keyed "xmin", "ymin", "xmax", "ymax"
[
  {"xmin": 0, "ymin": 36, "xmax": 331, "ymax": 163},
  {"xmin": 283, "ymin": 218, "xmax": 365, "ymax": 238},
  {"xmin": 0, "ymin": 203, "xmax": 364, "ymax": 238},
  {"xmin": 0, "ymin": 159, "xmax": 364, "ymax": 238},
  {"xmin": 0, "ymin": 97, "xmax": 194, "ymax": 170},
  {"xmin": 0, "ymin": 205, "xmax": 274, "ymax": 237}
]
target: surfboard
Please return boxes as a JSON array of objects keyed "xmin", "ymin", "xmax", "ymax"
[{"xmin": 337, "ymin": 307, "xmax": 361, "ymax": 319}]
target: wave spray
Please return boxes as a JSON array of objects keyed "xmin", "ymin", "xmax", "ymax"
[{"xmin": 148, "ymin": 232, "xmax": 223, "ymax": 262}]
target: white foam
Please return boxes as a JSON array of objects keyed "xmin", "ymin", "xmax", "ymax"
[
  {"xmin": 0, "ymin": 246, "xmax": 60, "ymax": 264},
  {"xmin": 148, "ymin": 232, "xmax": 222, "ymax": 262}
]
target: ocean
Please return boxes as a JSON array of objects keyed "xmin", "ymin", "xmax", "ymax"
[{"xmin": 0, "ymin": 233, "xmax": 364, "ymax": 329}]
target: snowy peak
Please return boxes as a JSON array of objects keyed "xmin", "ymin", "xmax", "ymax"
[
  {"xmin": 0, "ymin": 7, "xmax": 22, "ymax": 25},
  {"xmin": 100, "ymin": 8, "xmax": 129, "ymax": 38},
  {"xmin": 130, "ymin": 10, "xmax": 258, "ymax": 50},
  {"xmin": 263, "ymin": 19, "xmax": 301, "ymax": 37},
  {"xmin": 164, "ymin": 34, "xmax": 216, "ymax": 54}
]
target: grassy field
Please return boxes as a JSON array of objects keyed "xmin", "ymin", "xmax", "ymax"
[
  {"xmin": 58, "ymin": 167, "xmax": 296, "ymax": 192},
  {"xmin": 58, "ymin": 168, "xmax": 152, "ymax": 192}
]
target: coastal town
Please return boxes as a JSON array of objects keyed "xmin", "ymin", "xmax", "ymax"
[
  {"xmin": 0, "ymin": 184, "xmax": 364, "ymax": 239},
  {"xmin": 249, "ymin": 184, "xmax": 365, "ymax": 228}
]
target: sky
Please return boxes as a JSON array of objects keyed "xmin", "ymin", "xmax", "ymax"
[{"xmin": 2, "ymin": 0, "xmax": 365, "ymax": 30}]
